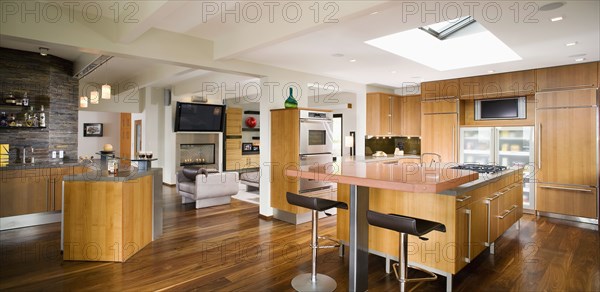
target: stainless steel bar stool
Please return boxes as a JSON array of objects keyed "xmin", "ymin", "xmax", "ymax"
[
  {"xmin": 286, "ymin": 192, "xmax": 348, "ymax": 292},
  {"xmin": 367, "ymin": 210, "xmax": 446, "ymax": 292}
]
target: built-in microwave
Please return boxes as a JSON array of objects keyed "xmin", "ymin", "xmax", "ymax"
[{"xmin": 475, "ymin": 96, "xmax": 526, "ymax": 120}]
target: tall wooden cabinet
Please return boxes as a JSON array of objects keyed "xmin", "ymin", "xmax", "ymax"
[
  {"xmin": 421, "ymin": 99, "xmax": 459, "ymax": 163},
  {"xmin": 224, "ymin": 108, "xmax": 243, "ymax": 171},
  {"xmin": 535, "ymin": 88, "xmax": 598, "ymax": 219}
]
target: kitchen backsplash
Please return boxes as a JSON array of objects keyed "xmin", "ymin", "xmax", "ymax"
[{"xmin": 365, "ymin": 136, "xmax": 421, "ymax": 156}]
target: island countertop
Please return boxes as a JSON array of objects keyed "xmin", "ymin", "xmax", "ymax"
[
  {"xmin": 63, "ymin": 168, "xmax": 160, "ymax": 182},
  {"xmin": 286, "ymin": 161, "xmax": 479, "ymax": 193}
]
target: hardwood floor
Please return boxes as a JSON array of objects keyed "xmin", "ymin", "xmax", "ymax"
[{"xmin": 1, "ymin": 186, "xmax": 599, "ymax": 291}]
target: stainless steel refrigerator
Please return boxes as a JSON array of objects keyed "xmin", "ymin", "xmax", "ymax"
[{"xmin": 459, "ymin": 127, "xmax": 535, "ymax": 210}]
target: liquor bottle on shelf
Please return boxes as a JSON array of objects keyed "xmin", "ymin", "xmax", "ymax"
[
  {"xmin": 22, "ymin": 92, "xmax": 29, "ymax": 106},
  {"xmin": 39, "ymin": 105, "xmax": 46, "ymax": 127},
  {"xmin": 0, "ymin": 112, "xmax": 7, "ymax": 127}
]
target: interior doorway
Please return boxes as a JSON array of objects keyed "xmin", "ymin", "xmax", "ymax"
[{"xmin": 134, "ymin": 120, "xmax": 142, "ymax": 158}]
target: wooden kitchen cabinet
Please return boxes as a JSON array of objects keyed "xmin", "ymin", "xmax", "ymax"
[
  {"xmin": 242, "ymin": 154, "xmax": 260, "ymax": 168},
  {"xmin": 421, "ymin": 112, "xmax": 458, "ymax": 164},
  {"xmin": 535, "ymin": 95, "xmax": 597, "ymax": 187},
  {"xmin": 535, "ymin": 62, "xmax": 598, "ymax": 91},
  {"xmin": 366, "ymin": 93, "xmax": 401, "ymax": 135},
  {"xmin": 487, "ymin": 183, "xmax": 523, "ymax": 243},
  {"xmin": 455, "ymin": 193, "xmax": 489, "ymax": 271},
  {"xmin": 421, "ymin": 79, "xmax": 460, "ymax": 100},
  {"xmin": 399, "ymin": 94, "xmax": 421, "ymax": 136},
  {"xmin": 459, "ymin": 70, "xmax": 535, "ymax": 99},
  {"xmin": 225, "ymin": 108, "xmax": 243, "ymax": 136},
  {"xmin": 50, "ymin": 166, "xmax": 88, "ymax": 211},
  {"xmin": 225, "ymin": 138, "xmax": 242, "ymax": 170},
  {"xmin": 536, "ymin": 184, "xmax": 597, "ymax": 219},
  {"xmin": 0, "ymin": 169, "xmax": 49, "ymax": 217}
]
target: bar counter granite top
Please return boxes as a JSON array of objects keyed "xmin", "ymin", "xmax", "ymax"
[
  {"xmin": 0, "ymin": 160, "xmax": 82, "ymax": 170},
  {"xmin": 64, "ymin": 168, "xmax": 161, "ymax": 182},
  {"xmin": 289, "ymin": 157, "xmax": 523, "ymax": 196}
]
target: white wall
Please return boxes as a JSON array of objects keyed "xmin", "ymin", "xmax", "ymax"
[{"xmin": 77, "ymin": 111, "xmax": 121, "ymax": 158}]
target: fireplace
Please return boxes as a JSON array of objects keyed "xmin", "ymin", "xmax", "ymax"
[{"xmin": 179, "ymin": 143, "xmax": 215, "ymax": 166}]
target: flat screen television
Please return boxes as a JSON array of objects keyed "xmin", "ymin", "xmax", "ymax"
[
  {"xmin": 174, "ymin": 102, "xmax": 225, "ymax": 132},
  {"xmin": 475, "ymin": 97, "xmax": 526, "ymax": 120}
]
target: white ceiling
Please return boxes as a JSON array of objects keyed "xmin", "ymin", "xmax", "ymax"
[
  {"xmin": 236, "ymin": 1, "xmax": 600, "ymax": 87},
  {"xmin": 1, "ymin": 1, "xmax": 599, "ymax": 89}
]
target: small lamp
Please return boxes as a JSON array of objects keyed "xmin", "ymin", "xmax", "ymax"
[{"xmin": 345, "ymin": 135, "xmax": 354, "ymax": 156}]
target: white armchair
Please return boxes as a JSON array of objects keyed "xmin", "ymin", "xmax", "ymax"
[{"xmin": 176, "ymin": 169, "xmax": 239, "ymax": 209}]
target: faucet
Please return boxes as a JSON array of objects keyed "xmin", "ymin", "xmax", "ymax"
[{"xmin": 420, "ymin": 153, "xmax": 441, "ymax": 168}]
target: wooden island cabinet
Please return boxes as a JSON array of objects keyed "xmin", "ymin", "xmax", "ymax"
[{"xmin": 336, "ymin": 168, "xmax": 523, "ymax": 275}]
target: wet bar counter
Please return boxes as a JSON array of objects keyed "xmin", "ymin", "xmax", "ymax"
[{"xmin": 61, "ymin": 168, "xmax": 163, "ymax": 262}]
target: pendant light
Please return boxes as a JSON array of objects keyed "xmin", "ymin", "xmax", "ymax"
[
  {"xmin": 101, "ymin": 58, "xmax": 111, "ymax": 99},
  {"xmin": 79, "ymin": 96, "xmax": 89, "ymax": 108},
  {"xmin": 101, "ymin": 84, "xmax": 111, "ymax": 99},
  {"xmin": 90, "ymin": 90, "xmax": 99, "ymax": 104}
]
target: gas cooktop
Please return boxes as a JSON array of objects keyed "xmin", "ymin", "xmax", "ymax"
[{"xmin": 451, "ymin": 164, "xmax": 507, "ymax": 174}]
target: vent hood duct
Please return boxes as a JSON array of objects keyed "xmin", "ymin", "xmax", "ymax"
[{"xmin": 73, "ymin": 55, "xmax": 113, "ymax": 79}]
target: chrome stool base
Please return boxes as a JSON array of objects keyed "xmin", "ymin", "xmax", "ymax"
[{"xmin": 291, "ymin": 273, "xmax": 337, "ymax": 292}]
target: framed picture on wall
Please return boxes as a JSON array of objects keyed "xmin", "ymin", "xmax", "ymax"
[
  {"xmin": 242, "ymin": 143, "xmax": 253, "ymax": 151},
  {"xmin": 83, "ymin": 123, "xmax": 103, "ymax": 137}
]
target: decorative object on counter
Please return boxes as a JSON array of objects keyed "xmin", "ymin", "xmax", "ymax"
[
  {"xmin": 107, "ymin": 158, "xmax": 118, "ymax": 174},
  {"xmin": 103, "ymin": 144, "xmax": 113, "ymax": 152},
  {"xmin": 83, "ymin": 123, "xmax": 103, "ymax": 137},
  {"xmin": 284, "ymin": 87, "xmax": 298, "ymax": 108},
  {"xmin": 245, "ymin": 116, "xmax": 257, "ymax": 128},
  {"xmin": 394, "ymin": 141, "xmax": 405, "ymax": 156},
  {"xmin": 373, "ymin": 151, "xmax": 387, "ymax": 157},
  {"xmin": 252, "ymin": 145, "xmax": 260, "ymax": 151},
  {"xmin": 242, "ymin": 143, "xmax": 253, "ymax": 151}
]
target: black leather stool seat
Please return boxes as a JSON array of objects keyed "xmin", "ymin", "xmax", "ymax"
[
  {"xmin": 367, "ymin": 210, "xmax": 446, "ymax": 237},
  {"xmin": 286, "ymin": 192, "xmax": 348, "ymax": 211}
]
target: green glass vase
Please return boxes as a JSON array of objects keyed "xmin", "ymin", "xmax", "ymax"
[{"xmin": 284, "ymin": 87, "xmax": 298, "ymax": 108}]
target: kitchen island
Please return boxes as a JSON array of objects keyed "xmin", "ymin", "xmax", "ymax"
[
  {"xmin": 61, "ymin": 167, "xmax": 163, "ymax": 262},
  {"xmin": 286, "ymin": 160, "xmax": 522, "ymax": 291}
]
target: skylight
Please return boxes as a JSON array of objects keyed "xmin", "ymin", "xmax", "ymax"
[
  {"xmin": 365, "ymin": 17, "xmax": 521, "ymax": 71},
  {"xmin": 419, "ymin": 16, "xmax": 475, "ymax": 40}
]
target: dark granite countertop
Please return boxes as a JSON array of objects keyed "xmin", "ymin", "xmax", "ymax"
[
  {"xmin": 438, "ymin": 167, "xmax": 523, "ymax": 196},
  {"xmin": 0, "ymin": 160, "xmax": 82, "ymax": 170},
  {"xmin": 63, "ymin": 168, "xmax": 161, "ymax": 182}
]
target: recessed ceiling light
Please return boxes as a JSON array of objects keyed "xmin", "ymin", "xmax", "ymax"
[
  {"xmin": 575, "ymin": 58, "xmax": 586, "ymax": 62},
  {"xmin": 349, "ymin": 59, "xmax": 357, "ymax": 63},
  {"xmin": 391, "ymin": 71, "xmax": 397, "ymax": 74},
  {"xmin": 539, "ymin": 2, "xmax": 565, "ymax": 11},
  {"xmin": 332, "ymin": 53, "xmax": 344, "ymax": 57},
  {"xmin": 550, "ymin": 16, "xmax": 563, "ymax": 22},
  {"xmin": 39, "ymin": 47, "xmax": 49, "ymax": 56},
  {"xmin": 488, "ymin": 70, "xmax": 495, "ymax": 73},
  {"xmin": 565, "ymin": 42, "xmax": 578, "ymax": 47},
  {"xmin": 370, "ymin": 11, "xmax": 379, "ymax": 15},
  {"xmin": 569, "ymin": 53, "xmax": 586, "ymax": 58}
]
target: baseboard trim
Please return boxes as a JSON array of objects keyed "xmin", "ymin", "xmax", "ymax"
[{"xmin": 258, "ymin": 214, "xmax": 273, "ymax": 221}]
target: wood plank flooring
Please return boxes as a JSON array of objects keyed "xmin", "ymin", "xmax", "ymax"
[{"xmin": 1, "ymin": 185, "xmax": 599, "ymax": 291}]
